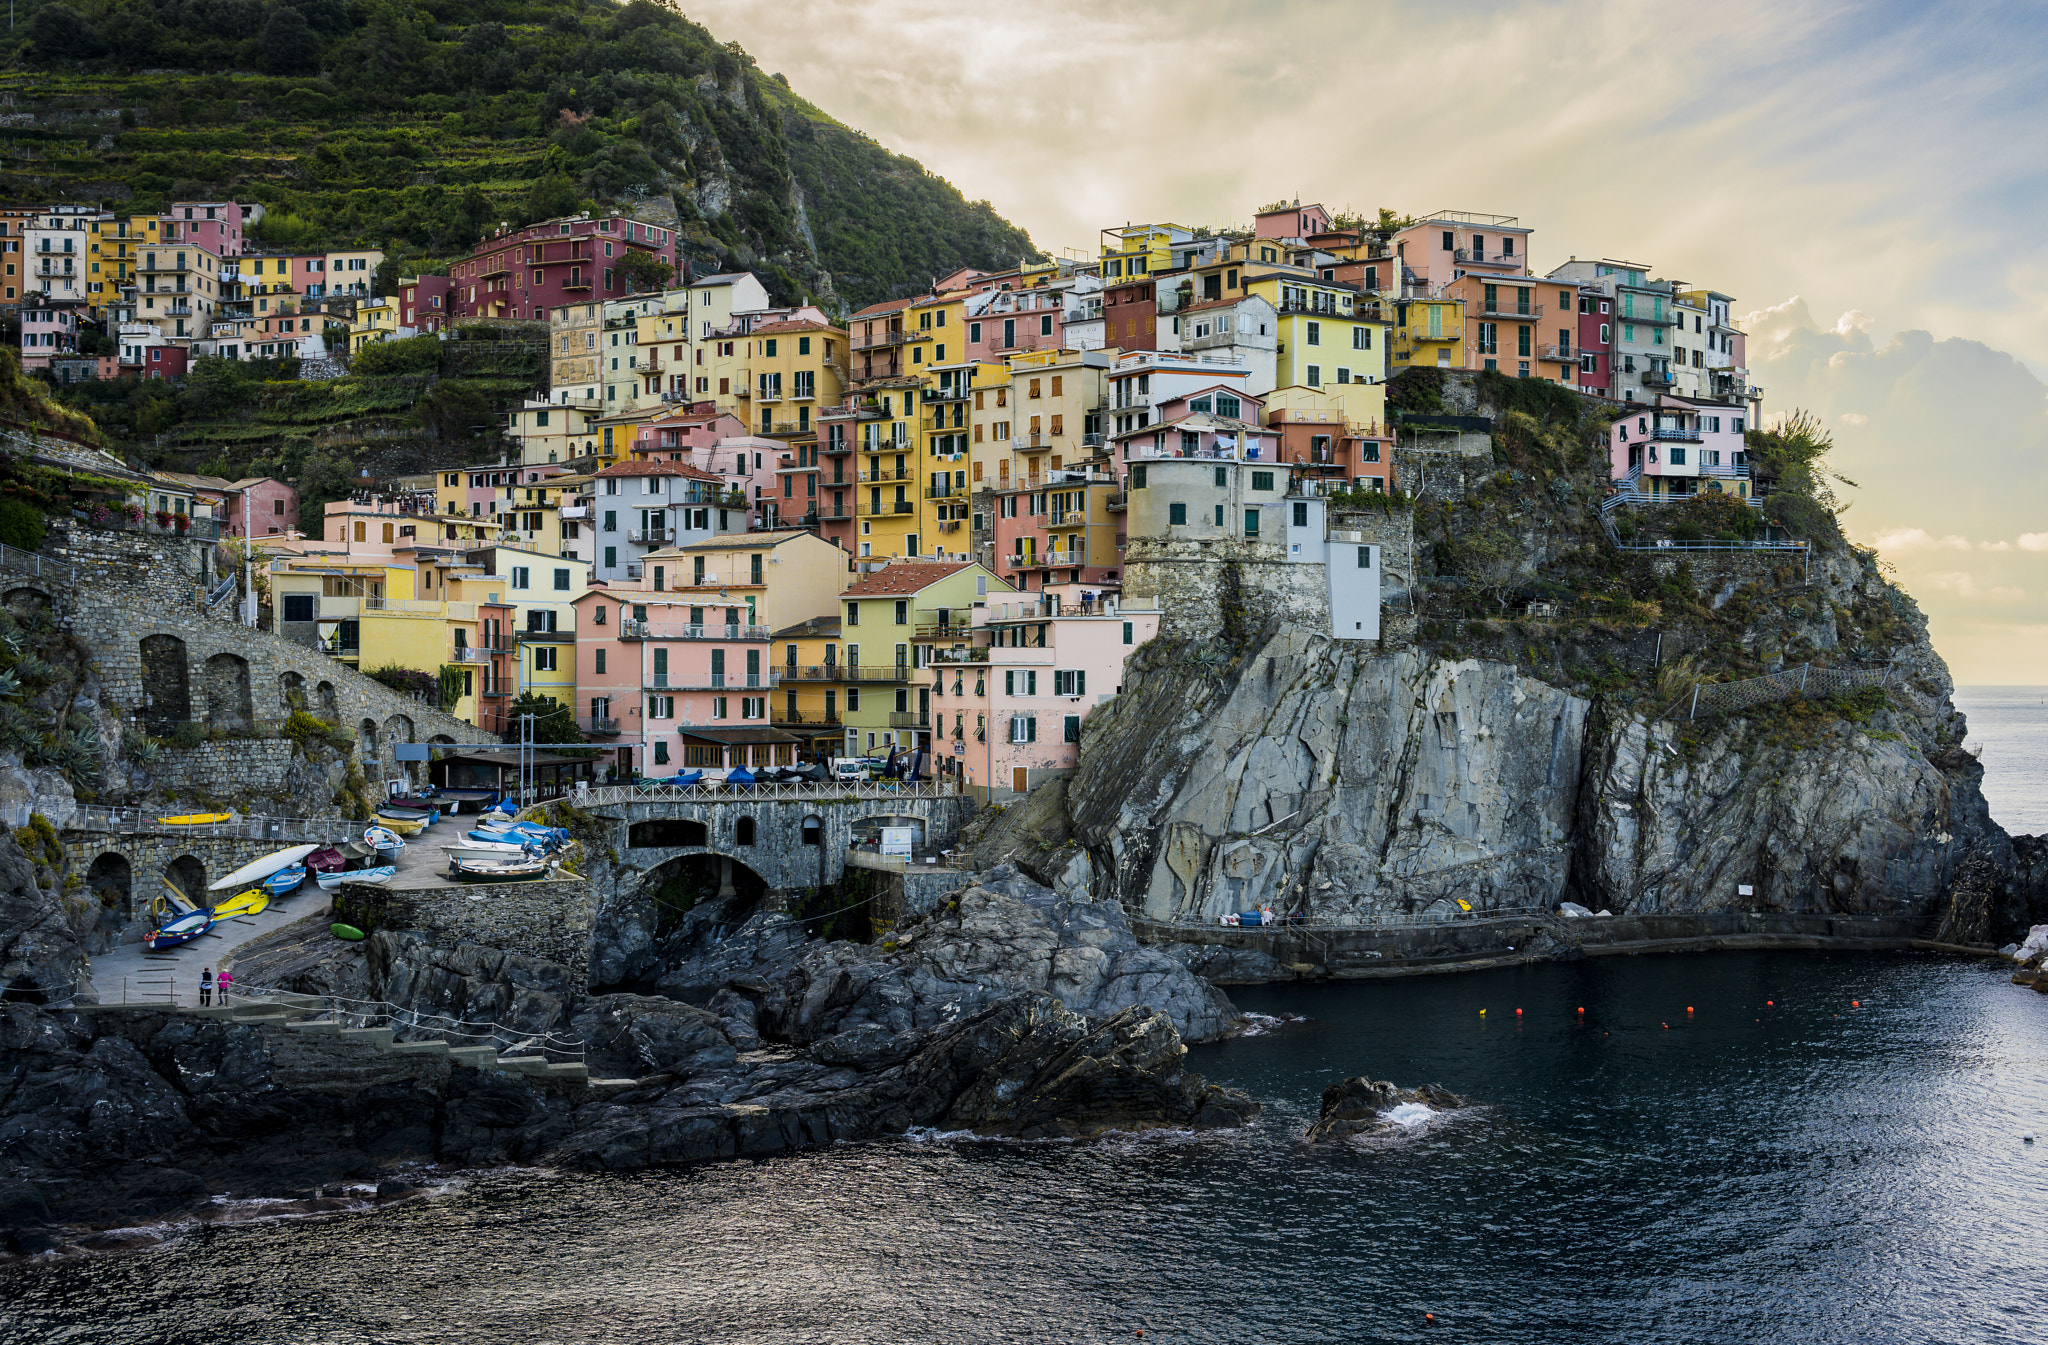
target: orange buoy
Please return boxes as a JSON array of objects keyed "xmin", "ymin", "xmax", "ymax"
[
  {"xmin": 1662, "ymin": 1022, "xmax": 1669, "ymax": 1029},
  {"xmin": 1766, "ymin": 1000, "xmax": 1774, "ymax": 1006},
  {"xmin": 1515, "ymin": 1008, "xmax": 1523, "ymax": 1016},
  {"xmin": 1686, "ymin": 1006, "xmax": 1694, "ymax": 1013},
  {"xmin": 1852, "ymin": 1000, "xmax": 1860, "ymax": 1008},
  {"xmin": 1577, "ymin": 1006, "xmax": 1584, "ymax": 1013}
]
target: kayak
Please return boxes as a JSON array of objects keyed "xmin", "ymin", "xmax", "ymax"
[
  {"xmin": 210, "ymin": 888, "xmax": 270, "ymax": 919},
  {"xmin": 158, "ymin": 877, "xmax": 201, "ymax": 913},
  {"xmin": 373, "ymin": 814, "xmax": 426, "ymax": 836},
  {"xmin": 209, "ymin": 844, "xmax": 320, "ymax": 892},
  {"xmin": 158, "ymin": 812, "xmax": 232, "ymax": 826},
  {"xmin": 448, "ymin": 836, "xmax": 545, "ymax": 855},
  {"xmin": 317, "ymin": 865, "xmax": 396, "ymax": 890},
  {"xmin": 144, "ymin": 908, "xmax": 214, "ymax": 951},
  {"xmin": 330, "ymin": 923, "xmax": 366, "ymax": 941},
  {"xmin": 262, "ymin": 865, "xmax": 308, "ymax": 896}
]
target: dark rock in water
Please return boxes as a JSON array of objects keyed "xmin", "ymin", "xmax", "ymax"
[{"xmin": 1305, "ymin": 1076, "xmax": 1464, "ymax": 1142}]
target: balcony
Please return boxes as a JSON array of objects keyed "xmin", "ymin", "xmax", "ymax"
[
  {"xmin": 929, "ymin": 647, "xmax": 990, "ymax": 665},
  {"xmin": 619, "ymin": 619, "xmax": 772, "ymax": 641},
  {"xmin": 857, "ymin": 329, "xmax": 910, "ymax": 349},
  {"xmin": 1008, "ymin": 550, "xmax": 1077, "ymax": 571},
  {"xmin": 579, "ymin": 716, "xmax": 621, "ymax": 735},
  {"xmin": 841, "ymin": 663, "xmax": 912, "ymax": 683},
  {"xmin": 1452, "ymin": 248, "xmax": 1525, "ymax": 267},
  {"xmin": 1539, "ymin": 343, "xmax": 1574, "ymax": 362},
  {"xmin": 920, "ymin": 386, "xmax": 971, "ymax": 403},
  {"xmin": 1617, "ymin": 309, "xmax": 1677, "ymax": 327},
  {"xmin": 819, "ymin": 436, "xmax": 856, "ymax": 453},
  {"xmin": 889, "ymin": 711, "xmax": 931, "ymax": 729},
  {"xmin": 1404, "ymin": 326, "xmax": 1462, "ymax": 343},
  {"xmin": 447, "ymin": 646, "xmax": 485, "ymax": 662},
  {"xmin": 516, "ymin": 627, "xmax": 573, "ymax": 641},
  {"xmin": 773, "ymin": 709, "xmax": 843, "ymax": 727},
  {"xmin": 770, "ymin": 421, "xmax": 808, "ymax": 436},
  {"xmin": 814, "ymin": 504, "xmax": 851, "ymax": 520},
  {"xmin": 317, "ymin": 637, "xmax": 359, "ymax": 657},
  {"xmin": 856, "ymin": 500, "xmax": 917, "ymax": 517},
  {"xmin": 1048, "ymin": 507, "xmax": 1086, "ymax": 526},
  {"xmin": 1184, "ymin": 330, "xmax": 1244, "ymax": 353},
  {"xmin": 925, "ymin": 483, "xmax": 960, "ymax": 499},
  {"xmin": 1641, "ymin": 367, "xmax": 1677, "ymax": 387},
  {"xmin": 627, "ymin": 529, "xmax": 673, "ymax": 545},
  {"xmin": 1013, "ymin": 433, "xmax": 1047, "ymax": 450},
  {"xmin": 1646, "ymin": 425, "xmax": 1703, "ymax": 442},
  {"xmin": 1472, "ymin": 300, "xmax": 1543, "ymax": 320},
  {"xmin": 1105, "ymin": 491, "xmax": 1128, "ymax": 512},
  {"xmin": 1275, "ymin": 297, "xmax": 1351, "ymax": 317},
  {"xmin": 859, "ymin": 468, "xmax": 913, "ymax": 483},
  {"xmin": 645, "ymin": 671, "xmax": 783, "ymax": 691},
  {"xmin": 782, "ymin": 664, "xmax": 844, "ymax": 682}
]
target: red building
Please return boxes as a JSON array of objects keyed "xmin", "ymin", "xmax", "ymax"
[
  {"xmin": 450, "ymin": 214, "xmax": 678, "ymax": 323},
  {"xmin": 1575, "ymin": 285, "xmax": 1613, "ymax": 396},
  {"xmin": 399, "ymin": 275, "xmax": 453, "ymax": 333},
  {"xmin": 1102, "ymin": 278, "xmax": 1161, "ymax": 352}
]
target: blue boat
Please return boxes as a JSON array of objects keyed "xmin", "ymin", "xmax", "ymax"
[
  {"xmin": 725, "ymin": 766, "xmax": 756, "ymax": 788},
  {"xmin": 143, "ymin": 908, "xmax": 214, "ymax": 952},
  {"xmin": 262, "ymin": 864, "xmax": 309, "ymax": 896}
]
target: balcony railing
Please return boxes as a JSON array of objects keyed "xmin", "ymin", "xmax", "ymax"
[
  {"xmin": 859, "ymin": 468, "xmax": 913, "ymax": 483},
  {"xmin": 516, "ymin": 627, "xmax": 573, "ymax": 641},
  {"xmin": 920, "ymin": 387, "xmax": 971, "ymax": 403},
  {"xmin": 856, "ymin": 499, "xmax": 916, "ymax": 517},
  {"xmin": 628, "ymin": 529, "xmax": 673, "ymax": 545},
  {"xmin": 646, "ymin": 671, "xmax": 785, "ymax": 691},
  {"xmin": 773, "ymin": 709, "xmax": 843, "ymax": 726},
  {"xmin": 1105, "ymin": 491, "xmax": 1128, "ymax": 511},
  {"xmin": 1472, "ymin": 300, "xmax": 1543, "ymax": 320},
  {"xmin": 1645, "ymin": 425, "xmax": 1703, "ymax": 441},
  {"xmin": 579, "ymin": 716, "xmax": 621, "ymax": 735},
  {"xmin": 1641, "ymin": 367, "xmax": 1677, "ymax": 386},
  {"xmin": 929, "ymin": 647, "xmax": 990, "ymax": 665},
  {"xmin": 1539, "ymin": 343, "xmax": 1574, "ymax": 362},
  {"xmin": 1404, "ymin": 326, "xmax": 1462, "ymax": 342},
  {"xmin": 619, "ymin": 620, "xmax": 772, "ymax": 641},
  {"xmin": 1452, "ymin": 248, "xmax": 1524, "ymax": 266},
  {"xmin": 925, "ymin": 483, "xmax": 960, "ymax": 499},
  {"xmin": 889, "ymin": 711, "xmax": 931, "ymax": 729},
  {"xmin": 1013, "ymin": 433, "xmax": 1047, "ymax": 450}
]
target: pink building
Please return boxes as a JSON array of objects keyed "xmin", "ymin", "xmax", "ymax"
[
  {"xmin": 1609, "ymin": 396, "xmax": 1752, "ymax": 501},
  {"xmin": 451, "ymin": 214, "xmax": 678, "ymax": 323},
  {"xmin": 937, "ymin": 593, "xmax": 1159, "ymax": 794},
  {"xmin": 163, "ymin": 202, "xmax": 245, "ymax": 257},
  {"xmin": 143, "ymin": 344, "xmax": 188, "ymax": 379},
  {"xmin": 573, "ymin": 584, "xmax": 782, "ymax": 778},
  {"xmin": 227, "ymin": 477, "xmax": 299, "ymax": 537},
  {"xmin": 1254, "ymin": 201, "xmax": 1332, "ymax": 240},
  {"xmin": 18, "ymin": 305, "xmax": 77, "ymax": 369}
]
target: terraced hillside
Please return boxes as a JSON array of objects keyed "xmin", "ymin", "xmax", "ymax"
[{"xmin": 2, "ymin": 0, "xmax": 1040, "ymax": 311}]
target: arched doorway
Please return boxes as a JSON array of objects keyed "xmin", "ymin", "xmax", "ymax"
[
  {"xmin": 734, "ymin": 816, "xmax": 756, "ymax": 846},
  {"xmin": 164, "ymin": 854, "xmax": 206, "ymax": 909},
  {"xmin": 204, "ymin": 652, "xmax": 253, "ymax": 730},
  {"xmin": 279, "ymin": 670, "xmax": 306, "ymax": 713},
  {"xmin": 359, "ymin": 718, "xmax": 379, "ymax": 764},
  {"xmin": 87, "ymin": 851, "xmax": 133, "ymax": 920},
  {"xmin": 315, "ymin": 681, "xmax": 338, "ymax": 717},
  {"xmin": 140, "ymin": 634, "xmax": 190, "ymax": 734}
]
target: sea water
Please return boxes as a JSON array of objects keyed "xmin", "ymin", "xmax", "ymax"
[
  {"xmin": 6, "ymin": 950, "xmax": 2046, "ymax": 1344},
  {"xmin": 1956, "ymin": 686, "xmax": 2048, "ymax": 837}
]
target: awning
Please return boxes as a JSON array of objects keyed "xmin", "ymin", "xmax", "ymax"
[
  {"xmin": 438, "ymin": 750, "xmax": 597, "ymax": 768},
  {"xmin": 676, "ymin": 726, "xmax": 802, "ymax": 746}
]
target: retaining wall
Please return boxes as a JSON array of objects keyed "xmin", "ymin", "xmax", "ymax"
[
  {"xmin": 381, "ymin": 878, "xmax": 600, "ymax": 979},
  {"xmin": 1123, "ymin": 535, "xmax": 1328, "ymax": 641}
]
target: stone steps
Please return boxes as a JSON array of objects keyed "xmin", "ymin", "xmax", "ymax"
[{"xmin": 181, "ymin": 1000, "xmax": 590, "ymax": 1082}]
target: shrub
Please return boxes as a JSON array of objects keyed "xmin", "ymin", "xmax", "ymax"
[
  {"xmin": 350, "ymin": 334, "xmax": 444, "ymax": 378},
  {"xmin": 366, "ymin": 665, "xmax": 438, "ymax": 700}
]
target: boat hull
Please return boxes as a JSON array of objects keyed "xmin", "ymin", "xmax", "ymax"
[
  {"xmin": 261, "ymin": 865, "xmax": 309, "ymax": 896},
  {"xmin": 317, "ymin": 865, "xmax": 397, "ymax": 889},
  {"xmin": 143, "ymin": 910, "xmax": 214, "ymax": 951},
  {"xmin": 209, "ymin": 844, "xmax": 320, "ymax": 892}
]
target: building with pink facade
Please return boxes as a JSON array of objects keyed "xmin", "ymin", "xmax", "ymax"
[
  {"xmin": 1573, "ymin": 284, "xmax": 1613, "ymax": 395},
  {"xmin": 1609, "ymin": 396, "xmax": 1753, "ymax": 501},
  {"xmin": 399, "ymin": 275, "xmax": 453, "ymax": 333},
  {"xmin": 163, "ymin": 201, "xmax": 245, "ymax": 258},
  {"xmin": 932, "ymin": 592, "xmax": 1159, "ymax": 794},
  {"xmin": 450, "ymin": 214, "xmax": 677, "ymax": 323}
]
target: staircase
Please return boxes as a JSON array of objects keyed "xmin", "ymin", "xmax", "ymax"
[{"xmin": 185, "ymin": 993, "xmax": 592, "ymax": 1083}]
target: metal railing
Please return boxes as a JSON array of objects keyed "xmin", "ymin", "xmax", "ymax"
[
  {"xmin": 231, "ymin": 986, "xmax": 587, "ymax": 1064},
  {"xmin": 888, "ymin": 711, "xmax": 930, "ymax": 728},
  {"xmin": 620, "ymin": 620, "xmax": 772, "ymax": 641},
  {"xmin": 68, "ymin": 806, "xmax": 360, "ymax": 843},
  {"xmin": 1136, "ymin": 905, "xmax": 1549, "ymax": 933},
  {"xmin": 0, "ymin": 541, "xmax": 71, "ymax": 583},
  {"xmin": 584, "ymin": 779, "xmax": 965, "ymax": 804},
  {"xmin": 578, "ymin": 715, "xmax": 621, "ymax": 734},
  {"xmin": 1669, "ymin": 662, "xmax": 1897, "ymax": 721}
]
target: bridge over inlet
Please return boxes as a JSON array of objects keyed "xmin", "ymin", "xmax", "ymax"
[{"xmin": 574, "ymin": 780, "xmax": 981, "ymax": 900}]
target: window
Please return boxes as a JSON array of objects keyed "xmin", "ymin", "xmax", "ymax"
[
  {"xmin": 553, "ymin": 568, "xmax": 570, "ymax": 591},
  {"xmin": 1670, "ymin": 447, "xmax": 1687, "ymax": 465},
  {"xmin": 282, "ymin": 594, "xmax": 315, "ymax": 622},
  {"xmin": 1010, "ymin": 714, "xmax": 1037, "ymax": 744},
  {"xmin": 1244, "ymin": 509, "xmax": 1260, "ymax": 535},
  {"xmin": 1357, "ymin": 546, "xmax": 1372, "ymax": 569},
  {"xmin": 1064, "ymin": 715, "xmax": 1082, "ymax": 743},
  {"xmin": 1169, "ymin": 502, "xmax": 1187, "ymax": 525},
  {"xmin": 1306, "ymin": 321, "xmax": 1320, "ymax": 346},
  {"xmin": 1306, "ymin": 365, "xmax": 1320, "ymax": 387},
  {"xmin": 534, "ymin": 647, "xmax": 557, "ymax": 672},
  {"xmin": 603, "ymin": 546, "xmax": 616, "ymax": 568},
  {"xmin": 594, "ymin": 648, "xmax": 606, "ymax": 674},
  {"xmin": 741, "ymin": 697, "xmax": 765, "ymax": 719},
  {"xmin": 1251, "ymin": 471, "xmax": 1274, "ymax": 492},
  {"xmin": 1123, "ymin": 621, "xmax": 1134, "ymax": 645},
  {"xmin": 1293, "ymin": 502, "xmax": 1309, "ymax": 527},
  {"xmin": 1352, "ymin": 327, "xmax": 1371, "ymax": 350},
  {"xmin": 1005, "ymin": 669, "xmax": 1038, "ymax": 696},
  {"xmin": 1053, "ymin": 669, "xmax": 1087, "ymax": 696},
  {"xmin": 846, "ymin": 602, "xmax": 859, "ymax": 626},
  {"xmin": 511, "ymin": 566, "xmax": 530, "ymax": 589},
  {"xmin": 894, "ymin": 599, "xmax": 908, "ymax": 624}
]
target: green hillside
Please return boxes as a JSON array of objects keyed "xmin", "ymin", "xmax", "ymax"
[{"xmin": 2, "ymin": 0, "xmax": 1042, "ymax": 311}]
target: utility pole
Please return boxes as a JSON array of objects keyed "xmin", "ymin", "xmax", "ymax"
[
  {"xmin": 519, "ymin": 711, "xmax": 535, "ymax": 807},
  {"xmin": 242, "ymin": 484, "xmax": 255, "ymax": 627}
]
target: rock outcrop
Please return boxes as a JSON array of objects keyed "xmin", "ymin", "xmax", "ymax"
[{"xmin": 1304, "ymin": 1076, "xmax": 1465, "ymax": 1143}]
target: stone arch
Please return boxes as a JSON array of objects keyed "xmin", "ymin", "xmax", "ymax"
[
  {"xmin": 204, "ymin": 652, "xmax": 253, "ymax": 730},
  {"xmin": 358, "ymin": 718, "xmax": 380, "ymax": 762},
  {"xmin": 734, "ymin": 816, "xmax": 756, "ymax": 846},
  {"xmin": 629, "ymin": 818, "xmax": 708, "ymax": 848},
  {"xmin": 279, "ymin": 670, "xmax": 306, "ymax": 713},
  {"xmin": 164, "ymin": 854, "xmax": 206, "ymax": 907},
  {"xmin": 383, "ymin": 714, "xmax": 416, "ymax": 746},
  {"xmin": 139, "ymin": 633, "xmax": 190, "ymax": 734},
  {"xmin": 429, "ymin": 733, "xmax": 455, "ymax": 744},
  {"xmin": 87, "ymin": 851, "xmax": 133, "ymax": 919},
  {"xmin": 315, "ymin": 680, "xmax": 338, "ymax": 717},
  {"xmin": 3, "ymin": 585, "xmax": 52, "ymax": 613},
  {"xmin": 800, "ymin": 814, "xmax": 824, "ymax": 846}
]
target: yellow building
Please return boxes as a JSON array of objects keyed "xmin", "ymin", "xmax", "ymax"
[
  {"xmin": 1240, "ymin": 271, "xmax": 1375, "ymax": 390},
  {"xmin": 349, "ymin": 298, "xmax": 397, "ymax": 354},
  {"xmin": 506, "ymin": 397, "xmax": 603, "ymax": 468},
  {"xmin": 742, "ymin": 318, "xmax": 849, "ymax": 442},
  {"xmin": 643, "ymin": 529, "xmax": 850, "ymax": 629},
  {"xmin": 1099, "ymin": 223, "xmax": 1193, "ymax": 285},
  {"xmin": 768, "ymin": 614, "xmax": 847, "ymax": 758},
  {"xmin": 837, "ymin": 559, "xmax": 1016, "ymax": 760},
  {"xmin": 976, "ymin": 350, "xmax": 1109, "ymax": 491},
  {"xmin": 86, "ymin": 214, "xmax": 159, "ymax": 320},
  {"xmin": 633, "ymin": 292, "xmax": 694, "ymax": 409},
  {"xmin": 1390, "ymin": 295, "xmax": 1466, "ymax": 372}
]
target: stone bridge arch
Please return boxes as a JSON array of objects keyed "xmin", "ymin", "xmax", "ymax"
[
  {"xmin": 163, "ymin": 853, "xmax": 206, "ymax": 908},
  {"xmin": 3, "ymin": 584, "xmax": 52, "ymax": 613},
  {"xmin": 87, "ymin": 851, "xmax": 132, "ymax": 919},
  {"xmin": 315, "ymin": 680, "xmax": 338, "ymax": 717},
  {"xmin": 204, "ymin": 652, "xmax": 253, "ymax": 730},
  {"xmin": 139, "ymin": 633, "xmax": 190, "ymax": 734}
]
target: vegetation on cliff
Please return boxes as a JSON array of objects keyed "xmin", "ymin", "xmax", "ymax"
[{"xmin": 5, "ymin": 0, "xmax": 1040, "ymax": 310}]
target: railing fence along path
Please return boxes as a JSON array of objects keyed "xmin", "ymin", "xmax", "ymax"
[
  {"xmin": 233, "ymin": 984, "xmax": 587, "ymax": 1063},
  {"xmin": 1667, "ymin": 661, "xmax": 1899, "ymax": 722},
  {"xmin": 575, "ymin": 780, "xmax": 966, "ymax": 806},
  {"xmin": 1137, "ymin": 906, "xmax": 1552, "ymax": 933},
  {"xmin": 67, "ymin": 806, "xmax": 360, "ymax": 843},
  {"xmin": 0, "ymin": 540, "xmax": 72, "ymax": 584}
]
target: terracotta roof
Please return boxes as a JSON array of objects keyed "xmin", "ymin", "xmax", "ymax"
[
  {"xmin": 674, "ymin": 530, "xmax": 817, "ymax": 551},
  {"xmin": 771, "ymin": 615, "xmax": 842, "ymax": 639},
  {"xmin": 1178, "ymin": 295, "xmax": 1272, "ymax": 316},
  {"xmin": 593, "ymin": 460, "xmax": 725, "ymax": 482},
  {"xmin": 747, "ymin": 318, "xmax": 844, "ymax": 336},
  {"xmin": 849, "ymin": 298, "xmax": 915, "ymax": 319},
  {"xmin": 842, "ymin": 561, "xmax": 971, "ymax": 597}
]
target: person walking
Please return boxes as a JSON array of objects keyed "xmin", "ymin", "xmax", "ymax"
[
  {"xmin": 199, "ymin": 967, "xmax": 213, "ymax": 1008},
  {"xmin": 216, "ymin": 967, "xmax": 233, "ymax": 1006}
]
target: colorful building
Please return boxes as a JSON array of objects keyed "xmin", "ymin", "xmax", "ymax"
[{"xmin": 450, "ymin": 214, "xmax": 677, "ymax": 323}]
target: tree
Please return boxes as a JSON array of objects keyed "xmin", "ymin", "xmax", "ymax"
[
  {"xmin": 617, "ymin": 247, "xmax": 674, "ymax": 294},
  {"xmin": 506, "ymin": 693, "xmax": 585, "ymax": 745},
  {"xmin": 261, "ymin": 7, "xmax": 323, "ymax": 76},
  {"xmin": 525, "ymin": 172, "xmax": 582, "ymax": 222},
  {"xmin": 29, "ymin": 5, "xmax": 103, "ymax": 62}
]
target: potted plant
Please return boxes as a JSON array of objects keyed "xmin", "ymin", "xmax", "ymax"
[
  {"xmin": 154, "ymin": 510, "xmax": 173, "ymax": 529},
  {"xmin": 173, "ymin": 514, "xmax": 190, "ymax": 533},
  {"xmin": 126, "ymin": 504, "xmax": 144, "ymax": 525}
]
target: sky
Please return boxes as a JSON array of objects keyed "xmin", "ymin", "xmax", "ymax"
[{"xmin": 688, "ymin": 0, "xmax": 2048, "ymax": 682}]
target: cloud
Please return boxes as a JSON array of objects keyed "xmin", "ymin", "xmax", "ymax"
[
  {"xmin": 1837, "ymin": 412, "xmax": 1868, "ymax": 426},
  {"xmin": 1874, "ymin": 528, "xmax": 1972, "ymax": 552},
  {"xmin": 2021, "ymin": 534, "xmax": 2048, "ymax": 552}
]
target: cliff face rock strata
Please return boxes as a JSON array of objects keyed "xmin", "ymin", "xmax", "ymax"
[{"xmin": 1057, "ymin": 624, "xmax": 2004, "ymax": 928}]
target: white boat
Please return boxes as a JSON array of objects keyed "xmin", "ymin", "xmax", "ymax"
[
  {"xmin": 363, "ymin": 826, "xmax": 406, "ymax": 851},
  {"xmin": 316, "ymin": 865, "xmax": 397, "ymax": 890},
  {"xmin": 443, "ymin": 838, "xmax": 541, "ymax": 856},
  {"xmin": 208, "ymin": 844, "xmax": 320, "ymax": 893}
]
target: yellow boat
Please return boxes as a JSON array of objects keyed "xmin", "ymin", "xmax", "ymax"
[
  {"xmin": 158, "ymin": 812, "xmax": 232, "ymax": 826},
  {"xmin": 372, "ymin": 812, "xmax": 426, "ymax": 836},
  {"xmin": 209, "ymin": 889, "xmax": 270, "ymax": 919}
]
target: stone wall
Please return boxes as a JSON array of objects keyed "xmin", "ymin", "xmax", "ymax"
[
  {"xmin": 1330, "ymin": 505, "xmax": 1416, "ymax": 615},
  {"xmin": 48, "ymin": 526, "xmax": 494, "ymax": 785},
  {"xmin": 59, "ymin": 830, "xmax": 334, "ymax": 920},
  {"xmin": 1646, "ymin": 547, "xmax": 1812, "ymax": 605},
  {"xmin": 1122, "ymin": 536, "xmax": 1328, "ymax": 641},
  {"xmin": 146, "ymin": 739, "xmax": 308, "ymax": 800},
  {"xmin": 381, "ymin": 878, "xmax": 600, "ymax": 980}
]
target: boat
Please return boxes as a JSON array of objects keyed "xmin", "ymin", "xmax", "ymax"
[
  {"xmin": 209, "ymin": 843, "xmax": 320, "ymax": 893},
  {"xmin": 472, "ymin": 821, "xmax": 564, "ymax": 842},
  {"xmin": 725, "ymin": 766, "xmax": 757, "ymax": 788},
  {"xmin": 377, "ymin": 805, "xmax": 431, "ymax": 821},
  {"xmin": 305, "ymin": 847, "xmax": 346, "ymax": 874},
  {"xmin": 209, "ymin": 888, "xmax": 270, "ymax": 919},
  {"xmin": 157, "ymin": 877, "xmax": 201, "ymax": 914},
  {"xmin": 372, "ymin": 813, "xmax": 427, "ymax": 836},
  {"xmin": 143, "ymin": 908, "xmax": 214, "ymax": 951},
  {"xmin": 261, "ymin": 865, "xmax": 309, "ymax": 896},
  {"xmin": 330, "ymin": 923, "xmax": 366, "ymax": 941},
  {"xmin": 446, "ymin": 837, "xmax": 545, "ymax": 856},
  {"xmin": 317, "ymin": 865, "xmax": 396, "ymax": 890},
  {"xmin": 433, "ymin": 788, "xmax": 498, "ymax": 813},
  {"xmin": 363, "ymin": 826, "xmax": 406, "ymax": 850},
  {"xmin": 446, "ymin": 855, "xmax": 553, "ymax": 883},
  {"xmin": 384, "ymin": 799, "xmax": 442, "ymax": 824},
  {"xmin": 157, "ymin": 812, "xmax": 232, "ymax": 827}
]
